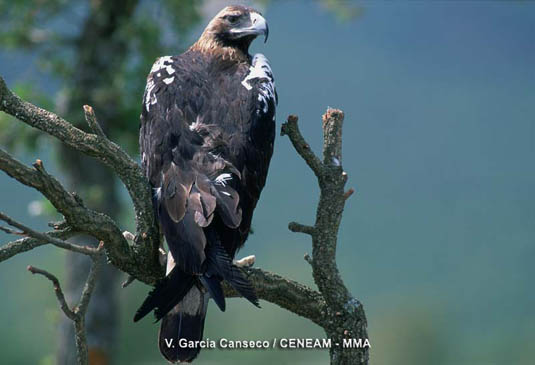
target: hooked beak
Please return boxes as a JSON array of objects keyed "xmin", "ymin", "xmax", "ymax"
[{"xmin": 231, "ymin": 12, "xmax": 269, "ymax": 43}]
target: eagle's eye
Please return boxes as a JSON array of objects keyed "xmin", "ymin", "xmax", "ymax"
[{"xmin": 224, "ymin": 14, "xmax": 240, "ymax": 24}]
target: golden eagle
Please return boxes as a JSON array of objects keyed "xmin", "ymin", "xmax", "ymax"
[{"xmin": 134, "ymin": 5, "xmax": 276, "ymax": 363}]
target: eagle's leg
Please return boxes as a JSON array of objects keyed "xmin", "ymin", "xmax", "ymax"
[{"xmin": 234, "ymin": 255, "xmax": 255, "ymax": 268}]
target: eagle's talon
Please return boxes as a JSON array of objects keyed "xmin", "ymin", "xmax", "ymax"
[
  {"xmin": 159, "ymin": 248, "xmax": 167, "ymax": 266},
  {"xmin": 122, "ymin": 231, "xmax": 135, "ymax": 242},
  {"xmin": 234, "ymin": 255, "xmax": 255, "ymax": 268}
]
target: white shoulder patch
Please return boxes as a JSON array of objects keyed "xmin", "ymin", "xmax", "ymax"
[
  {"xmin": 144, "ymin": 56, "xmax": 176, "ymax": 112},
  {"xmin": 241, "ymin": 54, "xmax": 273, "ymax": 90},
  {"xmin": 150, "ymin": 56, "xmax": 173, "ymax": 73},
  {"xmin": 144, "ymin": 78, "xmax": 157, "ymax": 112},
  {"xmin": 163, "ymin": 76, "xmax": 174, "ymax": 85},
  {"xmin": 241, "ymin": 54, "xmax": 276, "ymax": 115}
]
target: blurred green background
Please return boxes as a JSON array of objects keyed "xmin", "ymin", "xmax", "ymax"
[{"xmin": 1, "ymin": 1, "xmax": 534, "ymax": 364}]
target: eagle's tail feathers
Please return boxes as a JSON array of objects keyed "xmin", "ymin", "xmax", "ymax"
[
  {"xmin": 207, "ymin": 240, "xmax": 260, "ymax": 308},
  {"xmin": 133, "ymin": 265, "xmax": 195, "ymax": 323},
  {"xmin": 227, "ymin": 265, "xmax": 260, "ymax": 308},
  {"xmin": 158, "ymin": 286, "xmax": 208, "ymax": 363},
  {"xmin": 200, "ymin": 274, "xmax": 226, "ymax": 311}
]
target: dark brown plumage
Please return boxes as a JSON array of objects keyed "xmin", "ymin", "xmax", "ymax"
[{"xmin": 134, "ymin": 5, "xmax": 276, "ymax": 363}]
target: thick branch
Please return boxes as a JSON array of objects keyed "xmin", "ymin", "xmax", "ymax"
[
  {"xmin": 283, "ymin": 109, "xmax": 369, "ymax": 364},
  {"xmin": 1, "ymin": 76, "xmax": 366, "ymax": 363},
  {"xmin": 224, "ymin": 267, "xmax": 327, "ymax": 327},
  {"xmin": 0, "ymin": 148, "xmax": 81, "ymax": 214},
  {"xmin": 0, "ymin": 149, "xmax": 154, "ymax": 280},
  {"xmin": 0, "ymin": 76, "xmax": 160, "ymax": 279}
]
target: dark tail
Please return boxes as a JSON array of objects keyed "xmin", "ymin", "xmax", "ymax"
[
  {"xmin": 158, "ymin": 285, "xmax": 208, "ymax": 363},
  {"xmin": 133, "ymin": 235, "xmax": 259, "ymax": 362},
  {"xmin": 133, "ymin": 265, "xmax": 195, "ymax": 323}
]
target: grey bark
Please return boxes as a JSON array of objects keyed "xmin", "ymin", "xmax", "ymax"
[{"xmin": 0, "ymin": 76, "xmax": 369, "ymax": 364}]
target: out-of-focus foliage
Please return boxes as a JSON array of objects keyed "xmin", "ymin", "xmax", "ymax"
[
  {"xmin": 0, "ymin": 0, "xmax": 203, "ymax": 154},
  {"xmin": 0, "ymin": 0, "xmax": 71, "ymax": 48},
  {"xmin": 319, "ymin": 0, "xmax": 364, "ymax": 22},
  {"xmin": 0, "ymin": 83, "xmax": 53, "ymax": 152}
]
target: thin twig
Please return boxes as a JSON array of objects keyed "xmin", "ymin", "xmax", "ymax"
[
  {"xmin": 83, "ymin": 105, "xmax": 107, "ymax": 139},
  {"xmin": 0, "ymin": 146, "xmax": 156, "ymax": 283},
  {"xmin": 0, "ymin": 228, "xmax": 76, "ymax": 263},
  {"xmin": 0, "ymin": 77, "xmax": 160, "ymax": 278},
  {"xmin": 27, "ymin": 265, "xmax": 77, "ymax": 320},
  {"xmin": 0, "ymin": 226, "xmax": 24, "ymax": 235},
  {"xmin": 0, "ymin": 212, "xmax": 100, "ymax": 256},
  {"xmin": 343, "ymin": 187, "xmax": 355, "ymax": 200},
  {"xmin": 77, "ymin": 244, "xmax": 104, "ymax": 314},
  {"xmin": 27, "ymin": 248, "xmax": 103, "ymax": 365},
  {"xmin": 281, "ymin": 115, "xmax": 324, "ymax": 178},
  {"xmin": 304, "ymin": 253, "xmax": 313, "ymax": 266}
]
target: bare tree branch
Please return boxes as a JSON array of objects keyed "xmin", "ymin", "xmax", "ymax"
[
  {"xmin": 0, "ymin": 76, "xmax": 161, "ymax": 280},
  {"xmin": 27, "ymin": 250, "xmax": 103, "ymax": 365},
  {"xmin": 224, "ymin": 267, "xmax": 328, "ymax": 328},
  {"xmin": 288, "ymin": 221, "xmax": 316, "ymax": 235},
  {"xmin": 0, "ymin": 212, "xmax": 99, "ymax": 256},
  {"xmin": 28, "ymin": 253, "xmax": 103, "ymax": 365},
  {"xmin": 0, "ymin": 132, "xmax": 161, "ymax": 283},
  {"xmin": 0, "ymin": 228, "xmax": 75, "ymax": 262},
  {"xmin": 280, "ymin": 114, "xmax": 323, "ymax": 178},
  {"xmin": 343, "ymin": 187, "xmax": 355, "ymax": 200},
  {"xmin": 27, "ymin": 265, "xmax": 77, "ymax": 320},
  {"xmin": 83, "ymin": 105, "xmax": 106, "ymax": 139},
  {"xmin": 281, "ymin": 111, "xmax": 369, "ymax": 364},
  {"xmin": 76, "ymin": 242, "xmax": 104, "ymax": 314},
  {"xmin": 1, "ymin": 78, "xmax": 368, "ymax": 364}
]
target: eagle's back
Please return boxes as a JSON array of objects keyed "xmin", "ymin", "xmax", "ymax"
[{"xmin": 139, "ymin": 50, "xmax": 276, "ymax": 266}]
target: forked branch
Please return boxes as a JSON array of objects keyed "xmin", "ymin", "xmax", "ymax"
[
  {"xmin": 0, "ymin": 77, "xmax": 368, "ymax": 364},
  {"xmin": 27, "ymin": 241, "xmax": 104, "ymax": 365}
]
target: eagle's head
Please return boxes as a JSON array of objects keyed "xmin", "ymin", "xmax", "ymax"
[{"xmin": 193, "ymin": 6, "xmax": 268, "ymax": 59}]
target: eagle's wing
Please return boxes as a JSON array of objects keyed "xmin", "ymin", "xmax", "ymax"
[
  {"xmin": 241, "ymin": 53, "xmax": 277, "ymax": 196},
  {"xmin": 136, "ymin": 52, "xmax": 275, "ymax": 363},
  {"xmin": 209, "ymin": 53, "xmax": 277, "ymax": 258},
  {"xmin": 139, "ymin": 55, "xmax": 242, "ymax": 275}
]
